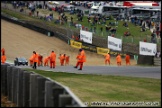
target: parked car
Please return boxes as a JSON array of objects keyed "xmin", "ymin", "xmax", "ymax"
[
  {"xmin": 63, "ymin": 5, "xmax": 76, "ymax": 12},
  {"xmin": 47, "ymin": 1, "xmax": 58, "ymax": 11},
  {"xmin": 14, "ymin": 57, "xmax": 28, "ymax": 66}
]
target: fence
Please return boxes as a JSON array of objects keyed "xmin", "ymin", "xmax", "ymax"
[{"xmin": 1, "ymin": 63, "xmax": 86, "ymax": 107}]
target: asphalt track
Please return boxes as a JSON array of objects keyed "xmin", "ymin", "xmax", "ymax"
[{"xmin": 10, "ymin": 64, "xmax": 161, "ymax": 79}]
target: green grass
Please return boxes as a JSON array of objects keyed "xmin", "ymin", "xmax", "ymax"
[
  {"xmin": 24, "ymin": 68, "xmax": 161, "ymax": 107},
  {"xmin": 37, "ymin": 9, "xmax": 152, "ymax": 44}
]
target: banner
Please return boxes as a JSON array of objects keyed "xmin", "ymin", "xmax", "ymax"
[
  {"xmin": 139, "ymin": 41, "xmax": 157, "ymax": 56},
  {"xmin": 80, "ymin": 30, "xmax": 93, "ymax": 44},
  {"xmin": 108, "ymin": 36, "xmax": 122, "ymax": 51},
  {"xmin": 70, "ymin": 40, "xmax": 82, "ymax": 49},
  {"xmin": 82, "ymin": 43, "xmax": 97, "ymax": 53},
  {"xmin": 97, "ymin": 47, "xmax": 110, "ymax": 55},
  {"xmin": 109, "ymin": 50, "xmax": 126, "ymax": 57}
]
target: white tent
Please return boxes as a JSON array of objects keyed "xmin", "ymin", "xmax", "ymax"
[
  {"xmin": 91, "ymin": 6, "xmax": 99, "ymax": 9},
  {"xmin": 48, "ymin": 1, "xmax": 59, "ymax": 5}
]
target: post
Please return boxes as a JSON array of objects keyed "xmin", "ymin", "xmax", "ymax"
[
  {"xmin": 29, "ymin": 74, "xmax": 39, "ymax": 107},
  {"xmin": 1, "ymin": 64, "xmax": 9, "ymax": 96},
  {"xmin": 44, "ymin": 81, "xmax": 55, "ymax": 107},
  {"xmin": 7, "ymin": 66, "xmax": 13, "ymax": 101},
  {"xmin": 17, "ymin": 69, "xmax": 24, "ymax": 107},
  {"xmin": 37, "ymin": 77, "xmax": 46, "ymax": 107},
  {"xmin": 23, "ymin": 71, "xmax": 32, "ymax": 107},
  {"xmin": 59, "ymin": 94, "xmax": 72, "ymax": 107},
  {"xmin": 53, "ymin": 86, "xmax": 64, "ymax": 107},
  {"xmin": 12, "ymin": 67, "xmax": 19, "ymax": 105}
]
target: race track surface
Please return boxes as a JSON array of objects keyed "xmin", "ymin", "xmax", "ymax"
[{"xmin": 13, "ymin": 64, "xmax": 161, "ymax": 79}]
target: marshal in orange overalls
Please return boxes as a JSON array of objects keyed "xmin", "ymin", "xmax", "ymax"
[
  {"xmin": 74, "ymin": 49, "xmax": 86, "ymax": 70},
  {"xmin": 104, "ymin": 53, "xmax": 110, "ymax": 65},
  {"xmin": 58, "ymin": 54, "xmax": 64, "ymax": 66},
  {"xmin": 125, "ymin": 54, "xmax": 131, "ymax": 65},
  {"xmin": 32, "ymin": 51, "xmax": 39, "ymax": 69},
  {"xmin": 65, "ymin": 56, "xmax": 70, "ymax": 65},
  {"xmin": 49, "ymin": 51, "xmax": 56, "ymax": 68},
  {"xmin": 116, "ymin": 54, "xmax": 121, "ymax": 66},
  {"xmin": 1, "ymin": 54, "xmax": 6, "ymax": 63},
  {"xmin": 29, "ymin": 55, "xmax": 34, "ymax": 66},
  {"xmin": 44, "ymin": 56, "xmax": 50, "ymax": 66}
]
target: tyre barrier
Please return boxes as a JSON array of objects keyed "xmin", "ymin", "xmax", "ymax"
[
  {"xmin": 1, "ymin": 63, "xmax": 85, "ymax": 107},
  {"xmin": 154, "ymin": 58, "xmax": 161, "ymax": 66}
]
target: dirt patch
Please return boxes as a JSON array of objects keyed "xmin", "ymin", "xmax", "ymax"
[
  {"xmin": 1, "ymin": 95, "xmax": 16, "ymax": 107},
  {"xmin": 1, "ymin": 19, "xmax": 137, "ymax": 66}
]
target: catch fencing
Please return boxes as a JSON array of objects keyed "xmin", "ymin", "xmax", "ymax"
[{"xmin": 1, "ymin": 63, "xmax": 86, "ymax": 107}]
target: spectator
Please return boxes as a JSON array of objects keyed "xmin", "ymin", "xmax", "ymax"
[
  {"xmin": 56, "ymin": 6, "xmax": 59, "ymax": 11},
  {"xmin": 20, "ymin": 8, "xmax": 24, "ymax": 12},
  {"xmin": 123, "ymin": 22, "xmax": 128, "ymax": 27},
  {"xmin": 71, "ymin": 16, "xmax": 73, "ymax": 22},
  {"xmin": 78, "ymin": 34, "xmax": 80, "ymax": 40},
  {"xmin": 156, "ymin": 51, "xmax": 161, "ymax": 58},
  {"xmin": 141, "ymin": 26, "xmax": 146, "ymax": 32},
  {"xmin": 143, "ymin": 38, "xmax": 147, "ymax": 42},
  {"xmin": 80, "ymin": 16, "xmax": 83, "ymax": 22},
  {"xmin": 36, "ymin": 11, "xmax": 39, "ymax": 17},
  {"xmin": 100, "ymin": 27, "xmax": 103, "ymax": 32},
  {"xmin": 87, "ymin": 15, "xmax": 90, "ymax": 23},
  {"xmin": 110, "ymin": 27, "xmax": 117, "ymax": 34},
  {"xmin": 112, "ymin": 34, "xmax": 115, "ymax": 37},
  {"xmin": 134, "ymin": 16, "xmax": 137, "ymax": 25},
  {"xmin": 50, "ymin": 13, "xmax": 53, "ymax": 19},
  {"xmin": 151, "ymin": 31, "xmax": 157, "ymax": 43},
  {"xmin": 124, "ymin": 31, "xmax": 131, "ymax": 37},
  {"xmin": 94, "ymin": 26, "xmax": 96, "ymax": 33},
  {"xmin": 105, "ymin": 25, "xmax": 109, "ymax": 33}
]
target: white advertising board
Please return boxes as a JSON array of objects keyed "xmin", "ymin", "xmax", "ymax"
[
  {"xmin": 80, "ymin": 30, "xmax": 93, "ymax": 44},
  {"xmin": 108, "ymin": 36, "xmax": 122, "ymax": 51},
  {"xmin": 139, "ymin": 41, "xmax": 157, "ymax": 56}
]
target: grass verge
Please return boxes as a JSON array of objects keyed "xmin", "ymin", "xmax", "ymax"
[{"xmin": 24, "ymin": 68, "xmax": 161, "ymax": 107}]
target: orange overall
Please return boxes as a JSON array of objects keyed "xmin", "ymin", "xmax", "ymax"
[
  {"xmin": 125, "ymin": 54, "xmax": 130, "ymax": 65},
  {"xmin": 65, "ymin": 56, "xmax": 69, "ymax": 65},
  {"xmin": 50, "ymin": 52, "xmax": 56, "ymax": 68},
  {"xmin": 44, "ymin": 56, "xmax": 49, "ymax": 66},
  {"xmin": 1, "ymin": 55, "xmax": 6, "ymax": 63},
  {"xmin": 105, "ymin": 54, "xmax": 110, "ymax": 65},
  {"xmin": 75, "ymin": 50, "xmax": 86, "ymax": 70},
  {"xmin": 29, "ymin": 55, "xmax": 34, "ymax": 66},
  {"xmin": 33, "ymin": 53, "xmax": 39, "ymax": 63},
  {"xmin": 38, "ymin": 55, "xmax": 43, "ymax": 66},
  {"xmin": 116, "ymin": 54, "xmax": 121, "ymax": 66}
]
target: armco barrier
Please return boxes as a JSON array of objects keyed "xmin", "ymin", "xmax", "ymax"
[{"xmin": 1, "ymin": 63, "xmax": 85, "ymax": 107}]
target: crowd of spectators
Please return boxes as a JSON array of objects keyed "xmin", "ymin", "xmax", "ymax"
[{"xmin": 9, "ymin": 1, "xmax": 161, "ymax": 42}]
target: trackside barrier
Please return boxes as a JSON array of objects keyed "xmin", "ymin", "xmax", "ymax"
[{"xmin": 1, "ymin": 63, "xmax": 86, "ymax": 107}]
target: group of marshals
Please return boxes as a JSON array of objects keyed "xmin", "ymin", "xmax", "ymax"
[{"xmin": 1, "ymin": 48, "xmax": 131, "ymax": 70}]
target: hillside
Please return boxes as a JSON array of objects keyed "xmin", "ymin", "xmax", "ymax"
[{"xmin": 1, "ymin": 19, "xmax": 136, "ymax": 66}]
